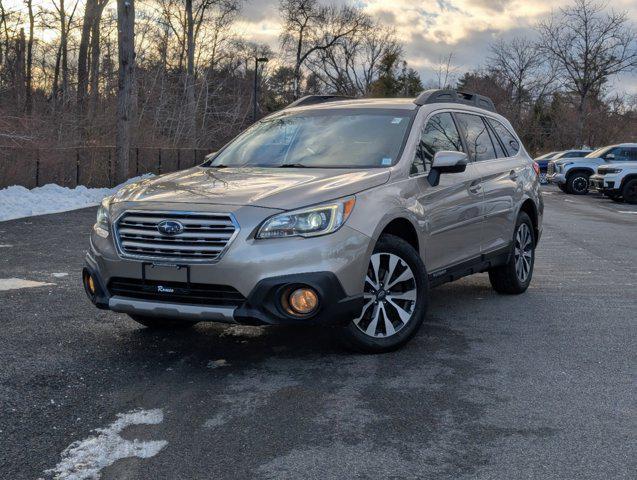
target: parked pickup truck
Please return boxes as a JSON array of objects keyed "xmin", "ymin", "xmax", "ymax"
[
  {"xmin": 547, "ymin": 143, "xmax": 637, "ymax": 194},
  {"xmin": 589, "ymin": 162, "xmax": 637, "ymax": 204}
]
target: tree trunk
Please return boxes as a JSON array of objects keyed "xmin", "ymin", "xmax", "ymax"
[
  {"xmin": 78, "ymin": 0, "xmax": 97, "ymax": 117},
  {"xmin": 185, "ymin": 0, "xmax": 196, "ymax": 146},
  {"xmin": 60, "ymin": 0, "xmax": 69, "ymax": 104},
  {"xmin": 576, "ymin": 94, "xmax": 587, "ymax": 148},
  {"xmin": 16, "ymin": 28, "xmax": 25, "ymax": 105},
  {"xmin": 25, "ymin": 0, "xmax": 34, "ymax": 114},
  {"xmin": 116, "ymin": 0, "xmax": 135, "ymax": 183},
  {"xmin": 89, "ymin": 3, "xmax": 106, "ymax": 117}
]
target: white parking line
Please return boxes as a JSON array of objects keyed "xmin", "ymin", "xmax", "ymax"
[
  {"xmin": 0, "ymin": 244, "xmax": 12, "ymax": 248},
  {"xmin": 617, "ymin": 211, "xmax": 637, "ymax": 214},
  {"xmin": 45, "ymin": 409, "xmax": 168, "ymax": 480},
  {"xmin": 0, "ymin": 278, "xmax": 53, "ymax": 291}
]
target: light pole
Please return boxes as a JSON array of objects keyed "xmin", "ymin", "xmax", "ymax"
[{"xmin": 253, "ymin": 57, "xmax": 269, "ymax": 122}]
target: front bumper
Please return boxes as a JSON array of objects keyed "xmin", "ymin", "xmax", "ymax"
[
  {"xmin": 589, "ymin": 174, "xmax": 619, "ymax": 193},
  {"xmin": 547, "ymin": 173, "xmax": 566, "ymax": 185},
  {"xmin": 84, "ymin": 204, "xmax": 372, "ymax": 326}
]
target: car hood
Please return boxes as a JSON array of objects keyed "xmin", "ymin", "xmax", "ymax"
[
  {"xmin": 553, "ymin": 156, "xmax": 601, "ymax": 165},
  {"xmin": 598, "ymin": 161, "xmax": 637, "ymax": 171},
  {"xmin": 113, "ymin": 166, "xmax": 391, "ymax": 209}
]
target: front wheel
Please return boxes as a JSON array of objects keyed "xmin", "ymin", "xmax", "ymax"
[
  {"xmin": 566, "ymin": 172, "xmax": 590, "ymax": 195},
  {"xmin": 621, "ymin": 179, "xmax": 637, "ymax": 204},
  {"xmin": 488, "ymin": 212, "xmax": 535, "ymax": 294},
  {"xmin": 341, "ymin": 234, "xmax": 428, "ymax": 353},
  {"xmin": 128, "ymin": 314, "xmax": 198, "ymax": 330}
]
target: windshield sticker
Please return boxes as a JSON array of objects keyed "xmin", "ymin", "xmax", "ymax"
[
  {"xmin": 381, "ymin": 158, "xmax": 393, "ymax": 166},
  {"xmin": 391, "ymin": 118, "xmax": 403, "ymax": 125}
]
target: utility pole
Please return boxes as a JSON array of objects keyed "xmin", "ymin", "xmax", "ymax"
[{"xmin": 253, "ymin": 57, "xmax": 269, "ymax": 122}]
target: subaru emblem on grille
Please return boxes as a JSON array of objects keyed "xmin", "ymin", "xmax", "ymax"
[{"xmin": 157, "ymin": 220, "xmax": 184, "ymax": 236}]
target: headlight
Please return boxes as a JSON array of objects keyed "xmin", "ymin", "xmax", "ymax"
[
  {"xmin": 96, "ymin": 197, "xmax": 112, "ymax": 227},
  {"xmin": 256, "ymin": 197, "xmax": 356, "ymax": 239},
  {"xmin": 600, "ymin": 168, "xmax": 622, "ymax": 174}
]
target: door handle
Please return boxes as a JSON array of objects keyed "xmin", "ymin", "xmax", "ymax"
[
  {"xmin": 509, "ymin": 170, "xmax": 519, "ymax": 180},
  {"xmin": 469, "ymin": 184, "xmax": 481, "ymax": 194}
]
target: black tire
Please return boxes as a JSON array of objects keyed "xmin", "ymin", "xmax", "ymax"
[
  {"xmin": 566, "ymin": 172, "xmax": 590, "ymax": 195},
  {"xmin": 609, "ymin": 195, "xmax": 624, "ymax": 203},
  {"xmin": 488, "ymin": 212, "xmax": 535, "ymax": 295},
  {"xmin": 341, "ymin": 234, "xmax": 428, "ymax": 354},
  {"xmin": 621, "ymin": 179, "xmax": 637, "ymax": 205},
  {"xmin": 558, "ymin": 183, "xmax": 568, "ymax": 193},
  {"xmin": 128, "ymin": 314, "xmax": 198, "ymax": 330}
]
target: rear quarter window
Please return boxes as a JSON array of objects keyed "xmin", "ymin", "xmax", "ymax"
[{"xmin": 486, "ymin": 118, "xmax": 520, "ymax": 157}]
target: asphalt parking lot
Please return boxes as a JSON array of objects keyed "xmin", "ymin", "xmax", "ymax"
[{"xmin": 0, "ymin": 185, "xmax": 635, "ymax": 480}]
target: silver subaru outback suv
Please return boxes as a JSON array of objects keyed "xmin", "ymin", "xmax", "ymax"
[{"xmin": 83, "ymin": 90, "xmax": 543, "ymax": 352}]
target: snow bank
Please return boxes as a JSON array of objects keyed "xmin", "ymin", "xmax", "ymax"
[{"xmin": 0, "ymin": 175, "xmax": 152, "ymax": 222}]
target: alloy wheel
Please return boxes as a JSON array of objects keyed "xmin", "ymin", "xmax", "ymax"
[
  {"xmin": 354, "ymin": 253, "xmax": 417, "ymax": 338},
  {"xmin": 514, "ymin": 223, "xmax": 533, "ymax": 283},
  {"xmin": 572, "ymin": 176, "xmax": 588, "ymax": 193}
]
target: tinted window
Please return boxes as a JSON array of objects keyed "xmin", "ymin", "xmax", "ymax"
[
  {"xmin": 486, "ymin": 118, "xmax": 520, "ymax": 156},
  {"xmin": 614, "ymin": 148, "xmax": 637, "ymax": 162},
  {"xmin": 456, "ymin": 113, "xmax": 496, "ymax": 162},
  {"xmin": 487, "ymin": 124, "xmax": 507, "ymax": 158},
  {"xmin": 208, "ymin": 111, "xmax": 413, "ymax": 168},
  {"xmin": 564, "ymin": 151, "xmax": 584, "ymax": 158},
  {"xmin": 411, "ymin": 112, "xmax": 464, "ymax": 175}
]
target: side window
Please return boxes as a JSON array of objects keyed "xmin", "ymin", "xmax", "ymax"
[
  {"xmin": 486, "ymin": 122, "xmax": 507, "ymax": 158},
  {"xmin": 486, "ymin": 118, "xmax": 520, "ymax": 156},
  {"xmin": 456, "ymin": 113, "xmax": 496, "ymax": 162},
  {"xmin": 614, "ymin": 148, "xmax": 637, "ymax": 162},
  {"xmin": 411, "ymin": 112, "xmax": 464, "ymax": 175}
]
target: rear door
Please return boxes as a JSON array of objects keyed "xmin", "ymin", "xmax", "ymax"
[
  {"xmin": 412, "ymin": 111, "xmax": 484, "ymax": 272},
  {"xmin": 454, "ymin": 113, "xmax": 521, "ymax": 255},
  {"xmin": 479, "ymin": 116, "xmax": 524, "ymax": 254}
]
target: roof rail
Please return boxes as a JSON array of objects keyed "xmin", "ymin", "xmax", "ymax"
[
  {"xmin": 414, "ymin": 89, "xmax": 496, "ymax": 112},
  {"xmin": 286, "ymin": 95, "xmax": 353, "ymax": 109}
]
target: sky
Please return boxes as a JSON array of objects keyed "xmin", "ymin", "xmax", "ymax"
[{"xmin": 234, "ymin": 0, "xmax": 637, "ymax": 95}]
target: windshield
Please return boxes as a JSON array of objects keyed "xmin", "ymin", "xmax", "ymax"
[
  {"xmin": 586, "ymin": 147, "xmax": 612, "ymax": 158},
  {"xmin": 536, "ymin": 152, "xmax": 559, "ymax": 160},
  {"xmin": 207, "ymin": 110, "xmax": 414, "ymax": 169}
]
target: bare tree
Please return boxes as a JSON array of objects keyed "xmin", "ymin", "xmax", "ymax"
[
  {"xmin": 116, "ymin": 0, "xmax": 135, "ymax": 182},
  {"xmin": 307, "ymin": 23, "xmax": 399, "ymax": 96},
  {"xmin": 279, "ymin": 0, "xmax": 369, "ymax": 99},
  {"xmin": 537, "ymin": 0, "xmax": 637, "ymax": 145},
  {"xmin": 434, "ymin": 52, "xmax": 459, "ymax": 90},
  {"xmin": 25, "ymin": 0, "xmax": 34, "ymax": 114},
  {"xmin": 487, "ymin": 38, "xmax": 551, "ymax": 124}
]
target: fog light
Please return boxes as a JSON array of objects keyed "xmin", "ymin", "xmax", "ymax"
[
  {"xmin": 83, "ymin": 271, "xmax": 96, "ymax": 296},
  {"xmin": 287, "ymin": 287, "xmax": 319, "ymax": 316}
]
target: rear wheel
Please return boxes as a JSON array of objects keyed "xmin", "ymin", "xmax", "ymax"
[
  {"xmin": 489, "ymin": 212, "xmax": 535, "ymax": 295},
  {"xmin": 342, "ymin": 234, "xmax": 428, "ymax": 353},
  {"xmin": 621, "ymin": 179, "xmax": 637, "ymax": 204},
  {"xmin": 566, "ymin": 172, "xmax": 590, "ymax": 195},
  {"xmin": 128, "ymin": 314, "xmax": 198, "ymax": 330}
]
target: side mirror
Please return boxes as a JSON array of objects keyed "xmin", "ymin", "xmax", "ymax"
[{"xmin": 428, "ymin": 151, "xmax": 468, "ymax": 187}]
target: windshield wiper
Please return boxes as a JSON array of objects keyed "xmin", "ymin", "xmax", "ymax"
[{"xmin": 279, "ymin": 163, "xmax": 308, "ymax": 168}]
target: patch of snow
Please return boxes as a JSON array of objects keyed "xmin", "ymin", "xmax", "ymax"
[
  {"xmin": 52, "ymin": 272, "xmax": 69, "ymax": 278},
  {"xmin": 0, "ymin": 244, "xmax": 12, "ymax": 248},
  {"xmin": 0, "ymin": 174, "xmax": 153, "ymax": 222},
  {"xmin": 0, "ymin": 278, "xmax": 53, "ymax": 291},
  {"xmin": 45, "ymin": 408, "xmax": 167, "ymax": 480}
]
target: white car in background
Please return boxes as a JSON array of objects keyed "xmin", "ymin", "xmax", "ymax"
[
  {"xmin": 547, "ymin": 144, "xmax": 637, "ymax": 194},
  {"xmin": 589, "ymin": 162, "xmax": 637, "ymax": 204}
]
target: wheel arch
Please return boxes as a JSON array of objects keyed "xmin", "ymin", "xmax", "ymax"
[
  {"xmin": 517, "ymin": 198, "xmax": 540, "ymax": 245},
  {"xmin": 369, "ymin": 213, "xmax": 421, "ymax": 255},
  {"xmin": 620, "ymin": 173, "xmax": 637, "ymax": 189},
  {"xmin": 566, "ymin": 167, "xmax": 595, "ymax": 178}
]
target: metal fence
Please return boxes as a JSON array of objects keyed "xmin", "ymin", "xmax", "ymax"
[{"xmin": 0, "ymin": 147, "xmax": 211, "ymax": 189}]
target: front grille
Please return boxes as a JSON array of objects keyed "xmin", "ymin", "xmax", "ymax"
[
  {"xmin": 547, "ymin": 162, "xmax": 555, "ymax": 175},
  {"xmin": 108, "ymin": 278, "xmax": 245, "ymax": 307},
  {"xmin": 114, "ymin": 211, "xmax": 238, "ymax": 262}
]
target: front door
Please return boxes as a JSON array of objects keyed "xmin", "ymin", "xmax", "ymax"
[{"xmin": 411, "ymin": 111, "xmax": 484, "ymax": 273}]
